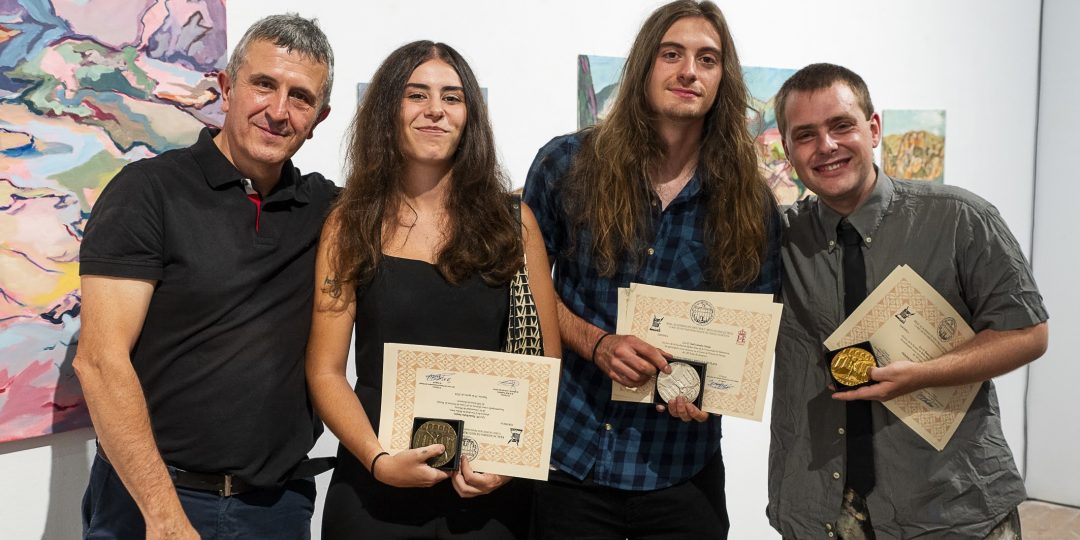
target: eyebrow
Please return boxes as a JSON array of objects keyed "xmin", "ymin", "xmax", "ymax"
[
  {"xmin": 657, "ymin": 41, "xmax": 721, "ymax": 56},
  {"xmin": 248, "ymin": 73, "xmax": 275, "ymax": 84},
  {"xmin": 248, "ymin": 73, "xmax": 316, "ymax": 97},
  {"xmin": 405, "ymin": 83, "xmax": 465, "ymax": 92},
  {"xmin": 790, "ymin": 114, "xmax": 860, "ymax": 134}
]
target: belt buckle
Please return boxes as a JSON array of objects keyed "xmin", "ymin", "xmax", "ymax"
[{"xmin": 220, "ymin": 474, "xmax": 233, "ymax": 497}]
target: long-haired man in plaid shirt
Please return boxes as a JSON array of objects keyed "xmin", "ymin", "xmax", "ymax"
[{"xmin": 523, "ymin": 2, "xmax": 780, "ymax": 538}]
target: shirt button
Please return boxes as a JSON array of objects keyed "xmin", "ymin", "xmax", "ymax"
[
  {"xmin": 826, "ymin": 523, "xmax": 833, "ymax": 530},
  {"xmin": 832, "ymin": 472, "xmax": 841, "ymax": 480},
  {"xmin": 647, "ymin": 248, "xmax": 655, "ymax": 256},
  {"xmin": 604, "ymin": 423, "xmax": 613, "ymax": 431},
  {"xmin": 838, "ymin": 427, "xmax": 845, "ymax": 435},
  {"xmin": 828, "ymin": 240, "xmax": 835, "ymax": 248},
  {"xmin": 865, "ymin": 237, "xmax": 872, "ymax": 244},
  {"xmin": 651, "ymin": 200, "xmax": 658, "ymax": 207},
  {"xmin": 828, "ymin": 533, "xmax": 835, "ymax": 538}
]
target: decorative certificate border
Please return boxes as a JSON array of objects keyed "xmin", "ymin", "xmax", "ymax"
[{"xmin": 380, "ymin": 344, "xmax": 559, "ymax": 476}]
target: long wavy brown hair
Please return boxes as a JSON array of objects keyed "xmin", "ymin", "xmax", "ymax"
[
  {"xmin": 563, "ymin": 0, "xmax": 775, "ymax": 290},
  {"xmin": 327, "ymin": 41, "xmax": 520, "ymax": 292}
]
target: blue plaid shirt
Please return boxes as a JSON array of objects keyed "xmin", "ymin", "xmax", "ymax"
[{"xmin": 523, "ymin": 132, "xmax": 781, "ymax": 490}]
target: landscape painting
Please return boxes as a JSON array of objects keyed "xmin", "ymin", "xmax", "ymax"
[{"xmin": 882, "ymin": 109, "xmax": 946, "ymax": 183}]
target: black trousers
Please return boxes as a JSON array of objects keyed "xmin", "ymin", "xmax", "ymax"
[
  {"xmin": 83, "ymin": 455, "xmax": 316, "ymax": 539},
  {"xmin": 321, "ymin": 445, "xmax": 532, "ymax": 540},
  {"xmin": 532, "ymin": 449, "xmax": 729, "ymax": 540}
]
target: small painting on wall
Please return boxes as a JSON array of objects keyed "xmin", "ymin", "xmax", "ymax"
[
  {"xmin": 577, "ymin": 54, "xmax": 624, "ymax": 130},
  {"xmin": 882, "ymin": 110, "xmax": 946, "ymax": 183},
  {"xmin": 744, "ymin": 66, "xmax": 801, "ymax": 205}
]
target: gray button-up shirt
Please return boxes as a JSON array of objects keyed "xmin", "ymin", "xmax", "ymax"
[{"xmin": 768, "ymin": 171, "xmax": 1048, "ymax": 539}]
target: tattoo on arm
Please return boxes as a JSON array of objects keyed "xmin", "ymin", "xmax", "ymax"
[{"xmin": 322, "ymin": 276, "xmax": 342, "ymax": 298}]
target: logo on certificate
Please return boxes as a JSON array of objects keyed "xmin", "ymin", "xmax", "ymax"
[
  {"xmin": 461, "ymin": 436, "xmax": 479, "ymax": 461},
  {"xmin": 937, "ymin": 317, "xmax": 957, "ymax": 341},
  {"xmin": 650, "ymin": 315, "xmax": 664, "ymax": 331},
  {"xmin": 689, "ymin": 300, "xmax": 715, "ymax": 326},
  {"xmin": 508, "ymin": 428, "xmax": 522, "ymax": 446},
  {"xmin": 895, "ymin": 306, "xmax": 914, "ymax": 324},
  {"xmin": 736, "ymin": 329, "xmax": 747, "ymax": 346}
]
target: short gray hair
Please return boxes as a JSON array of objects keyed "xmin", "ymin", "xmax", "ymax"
[{"xmin": 226, "ymin": 14, "xmax": 334, "ymax": 110}]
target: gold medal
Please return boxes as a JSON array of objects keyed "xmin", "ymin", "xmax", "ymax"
[
  {"xmin": 830, "ymin": 346, "xmax": 876, "ymax": 387},
  {"xmin": 411, "ymin": 420, "xmax": 459, "ymax": 468}
]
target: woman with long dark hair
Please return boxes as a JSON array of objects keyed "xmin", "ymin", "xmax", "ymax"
[{"xmin": 306, "ymin": 41, "xmax": 560, "ymax": 539}]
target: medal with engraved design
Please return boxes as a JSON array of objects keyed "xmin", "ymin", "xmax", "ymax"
[
  {"xmin": 411, "ymin": 419, "xmax": 460, "ymax": 469},
  {"xmin": 828, "ymin": 343, "xmax": 877, "ymax": 388},
  {"xmin": 655, "ymin": 359, "xmax": 707, "ymax": 408}
]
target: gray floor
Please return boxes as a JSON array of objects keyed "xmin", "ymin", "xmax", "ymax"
[{"xmin": 1020, "ymin": 500, "xmax": 1080, "ymax": 539}]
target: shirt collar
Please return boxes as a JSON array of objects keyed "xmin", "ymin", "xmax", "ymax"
[
  {"xmin": 668, "ymin": 168, "xmax": 704, "ymax": 204},
  {"xmin": 192, "ymin": 127, "xmax": 310, "ymax": 204},
  {"xmin": 684, "ymin": 169, "xmax": 704, "ymax": 199},
  {"xmin": 815, "ymin": 166, "xmax": 895, "ymax": 252}
]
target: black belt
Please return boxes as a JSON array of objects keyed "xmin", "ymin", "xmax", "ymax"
[
  {"xmin": 97, "ymin": 444, "xmax": 336, "ymax": 497},
  {"xmin": 169, "ymin": 467, "xmax": 255, "ymax": 497}
]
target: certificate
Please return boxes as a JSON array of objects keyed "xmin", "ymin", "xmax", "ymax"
[
  {"xmin": 825, "ymin": 265, "xmax": 978, "ymax": 450},
  {"xmin": 378, "ymin": 344, "xmax": 561, "ymax": 480},
  {"xmin": 611, "ymin": 283, "xmax": 783, "ymax": 421}
]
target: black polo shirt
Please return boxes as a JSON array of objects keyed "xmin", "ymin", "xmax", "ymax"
[{"xmin": 80, "ymin": 128, "xmax": 337, "ymax": 488}]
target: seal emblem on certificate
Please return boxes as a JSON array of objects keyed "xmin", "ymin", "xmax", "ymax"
[
  {"xmin": 689, "ymin": 300, "xmax": 716, "ymax": 325},
  {"xmin": 460, "ymin": 436, "xmax": 479, "ymax": 461},
  {"xmin": 378, "ymin": 344, "xmax": 561, "ymax": 480},
  {"xmin": 611, "ymin": 283, "xmax": 783, "ymax": 421}
]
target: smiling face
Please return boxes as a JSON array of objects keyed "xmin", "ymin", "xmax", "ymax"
[
  {"xmin": 216, "ymin": 39, "xmax": 329, "ymax": 183},
  {"xmin": 645, "ymin": 16, "xmax": 723, "ymax": 123},
  {"xmin": 398, "ymin": 59, "xmax": 466, "ymax": 168},
  {"xmin": 781, "ymin": 81, "xmax": 881, "ymax": 215}
]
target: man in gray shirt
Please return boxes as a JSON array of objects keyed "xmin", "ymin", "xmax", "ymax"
[{"xmin": 767, "ymin": 63, "xmax": 1048, "ymax": 539}]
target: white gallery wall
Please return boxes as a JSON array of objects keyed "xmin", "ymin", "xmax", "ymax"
[
  {"xmin": 0, "ymin": 1, "xmax": 1058, "ymax": 538},
  {"xmin": 1026, "ymin": 0, "xmax": 1080, "ymax": 508}
]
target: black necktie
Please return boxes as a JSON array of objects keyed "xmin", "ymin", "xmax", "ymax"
[{"xmin": 838, "ymin": 219, "xmax": 875, "ymax": 496}]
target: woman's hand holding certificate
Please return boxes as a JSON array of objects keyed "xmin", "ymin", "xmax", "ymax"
[{"xmin": 378, "ymin": 344, "xmax": 561, "ymax": 481}]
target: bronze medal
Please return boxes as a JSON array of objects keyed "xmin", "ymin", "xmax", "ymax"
[
  {"xmin": 830, "ymin": 346, "xmax": 876, "ymax": 387},
  {"xmin": 411, "ymin": 420, "xmax": 459, "ymax": 468}
]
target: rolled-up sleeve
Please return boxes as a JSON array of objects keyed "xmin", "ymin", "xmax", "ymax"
[{"xmin": 958, "ymin": 201, "xmax": 1048, "ymax": 332}]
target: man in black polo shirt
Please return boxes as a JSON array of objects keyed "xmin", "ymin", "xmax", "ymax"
[{"xmin": 74, "ymin": 14, "xmax": 335, "ymax": 539}]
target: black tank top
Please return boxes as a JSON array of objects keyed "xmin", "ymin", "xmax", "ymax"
[
  {"xmin": 352, "ymin": 255, "xmax": 510, "ymax": 428},
  {"xmin": 323, "ymin": 256, "xmax": 530, "ymax": 539}
]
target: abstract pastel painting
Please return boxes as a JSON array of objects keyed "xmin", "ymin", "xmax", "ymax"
[
  {"xmin": 0, "ymin": 0, "xmax": 226, "ymax": 443},
  {"xmin": 882, "ymin": 109, "xmax": 946, "ymax": 183}
]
